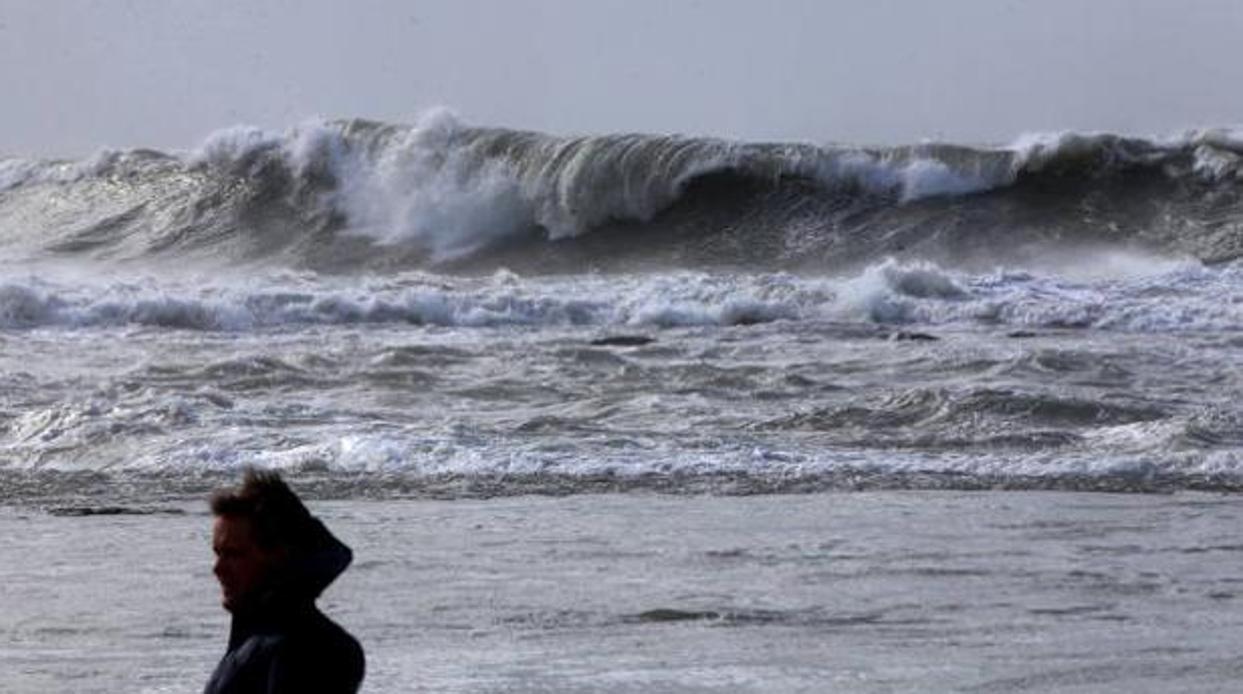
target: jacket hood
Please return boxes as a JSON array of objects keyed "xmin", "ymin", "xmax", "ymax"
[{"xmin": 277, "ymin": 516, "xmax": 352, "ymax": 602}]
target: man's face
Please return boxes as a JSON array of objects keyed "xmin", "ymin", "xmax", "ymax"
[{"xmin": 212, "ymin": 515, "xmax": 285, "ymax": 613}]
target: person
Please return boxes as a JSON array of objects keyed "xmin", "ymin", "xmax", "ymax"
[{"xmin": 204, "ymin": 469, "xmax": 364, "ymax": 694}]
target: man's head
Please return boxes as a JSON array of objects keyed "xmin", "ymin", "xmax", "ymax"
[{"xmin": 210, "ymin": 469, "xmax": 316, "ymax": 613}]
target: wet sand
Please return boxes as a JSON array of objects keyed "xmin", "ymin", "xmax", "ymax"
[{"xmin": 3, "ymin": 491, "xmax": 1242, "ymax": 693}]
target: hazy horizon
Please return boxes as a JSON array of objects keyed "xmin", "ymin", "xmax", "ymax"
[{"xmin": 3, "ymin": 0, "xmax": 1243, "ymax": 158}]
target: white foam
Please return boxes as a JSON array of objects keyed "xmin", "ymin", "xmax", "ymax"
[
  {"xmin": 824, "ymin": 256, "xmax": 1243, "ymax": 333},
  {"xmin": 25, "ymin": 427, "xmax": 1235, "ymax": 481},
  {"xmin": 0, "ymin": 158, "xmax": 41, "ymax": 191},
  {"xmin": 188, "ymin": 112, "xmax": 540, "ymax": 260},
  {"xmin": 338, "ymin": 125, "xmax": 535, "ymax": 259},
  {"xmin": 2, "ymin": 256, "xmax": 1239, "ymax": 335},
  {"xmin": 1192, "ymin": 143, "xmax": 1243, "ymax": 181},
  {"xmin": 0, "ymin": 283, "xmax": 61, "ymax": 326},
  {"xmin": 832, "ymin": 259, "xmax": 968, "ymax": 324},
  {"xmin": 897, "ymin": 158, "xmax": 995, "ymax": 201},
  {"xmin": 627, "ymin": 298, "xmax": 794, "ymax": 328},
  {"xmin": 187, "ymin": 125, "xmax": 282, "ymax": 173},
  {"xmin": 1005, "ymin": 129, "xmax": 1141, "ymax": 173},
  {"xmin": 0, "ymin": 150, "xmax": 154, "ymax": 192},
  {"xmin": 1007, "ymin": 126, "xmax": 1243, "ymax": 186},
  {"xmin": 176, "ymin": 114, "xmax": 1021, "ymax": 260},
  {"xmin": 1, "ymin": 273, "xmax": 803, "ymax": 331},
  {"xmin": 801, "ymin": 150, "xmax": 1000, "ymax": 202}
]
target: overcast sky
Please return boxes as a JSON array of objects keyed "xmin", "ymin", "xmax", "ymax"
[{"xmin": 2, "ymin": 0, "xmax": 1242, "ymax": 157}]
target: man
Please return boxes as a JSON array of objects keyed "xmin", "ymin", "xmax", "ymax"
[{"xmin": 205, "ymin": 469, "xmax": 364, "ymax": 694}]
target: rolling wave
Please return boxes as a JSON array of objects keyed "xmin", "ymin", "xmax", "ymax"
[
  {"xmin": 1, "ymin": 259, "xmax": 1235, "ymax": 334},
  {"xmin": 2, "ymin": 112, "xmax": 1242, "ymax": 273}
]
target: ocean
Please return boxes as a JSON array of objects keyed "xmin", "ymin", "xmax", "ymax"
[{"xmin": 2, "ymin": 112, "xmax": 1242, "ymax": 691}]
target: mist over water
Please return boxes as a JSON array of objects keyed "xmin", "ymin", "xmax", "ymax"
[{"xmin": 2, "ymin": 112, "xmax": 1242, "ymax": 499}]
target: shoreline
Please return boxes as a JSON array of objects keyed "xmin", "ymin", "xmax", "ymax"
[
  {"xmin": 3, "ymin": 469, "xmax": 1241, "ymax": 510},
  {"xmin": 4, "ymin": 490, "xmax": 1242, "ymax": 692}
]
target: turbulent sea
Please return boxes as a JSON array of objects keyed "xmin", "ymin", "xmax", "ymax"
[
  {"xmin": 8, "ymin": 113, "xmax": 1243, "ymax": 692},
  {"xmin": 3, "ymin": 111, "xmax": 1243, "ymax": 501}
]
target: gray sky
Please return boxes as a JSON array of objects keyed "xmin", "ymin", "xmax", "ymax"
[{"xmin": 3, "ymin": 0, "xmax": 1242, "ymax": 157}]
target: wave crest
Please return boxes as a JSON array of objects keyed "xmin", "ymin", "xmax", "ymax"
[{"xmin": 3, "ymin": 114, "xmax": 1243, "ymax": 271}]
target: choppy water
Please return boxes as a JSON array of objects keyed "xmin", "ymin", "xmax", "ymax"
[
  {"xmin": 2, "ymin": 114, "xmax": 1242, "ymax": 498},
  {"xmin": 5, "ymin": 115, "xmax": 1243, "ymax": 694}
]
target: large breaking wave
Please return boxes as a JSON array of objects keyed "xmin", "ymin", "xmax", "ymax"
[{"xmin": 2, "ymin": 111, "xmax": 1242, "ymax": 273}]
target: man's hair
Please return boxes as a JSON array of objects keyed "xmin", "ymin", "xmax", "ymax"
[{"xmin": 210, "ymin": 468, "xmax": 317, "ymax": 551}]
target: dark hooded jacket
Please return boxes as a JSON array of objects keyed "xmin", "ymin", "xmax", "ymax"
[{"xmin": 204, "ymin": 518, "xmax": 364, "ymax": 694}]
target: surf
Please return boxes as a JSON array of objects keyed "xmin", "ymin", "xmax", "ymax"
[{"xmin": 1, "ymin": 111, "xmax": 1241, "ymax": 275}]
